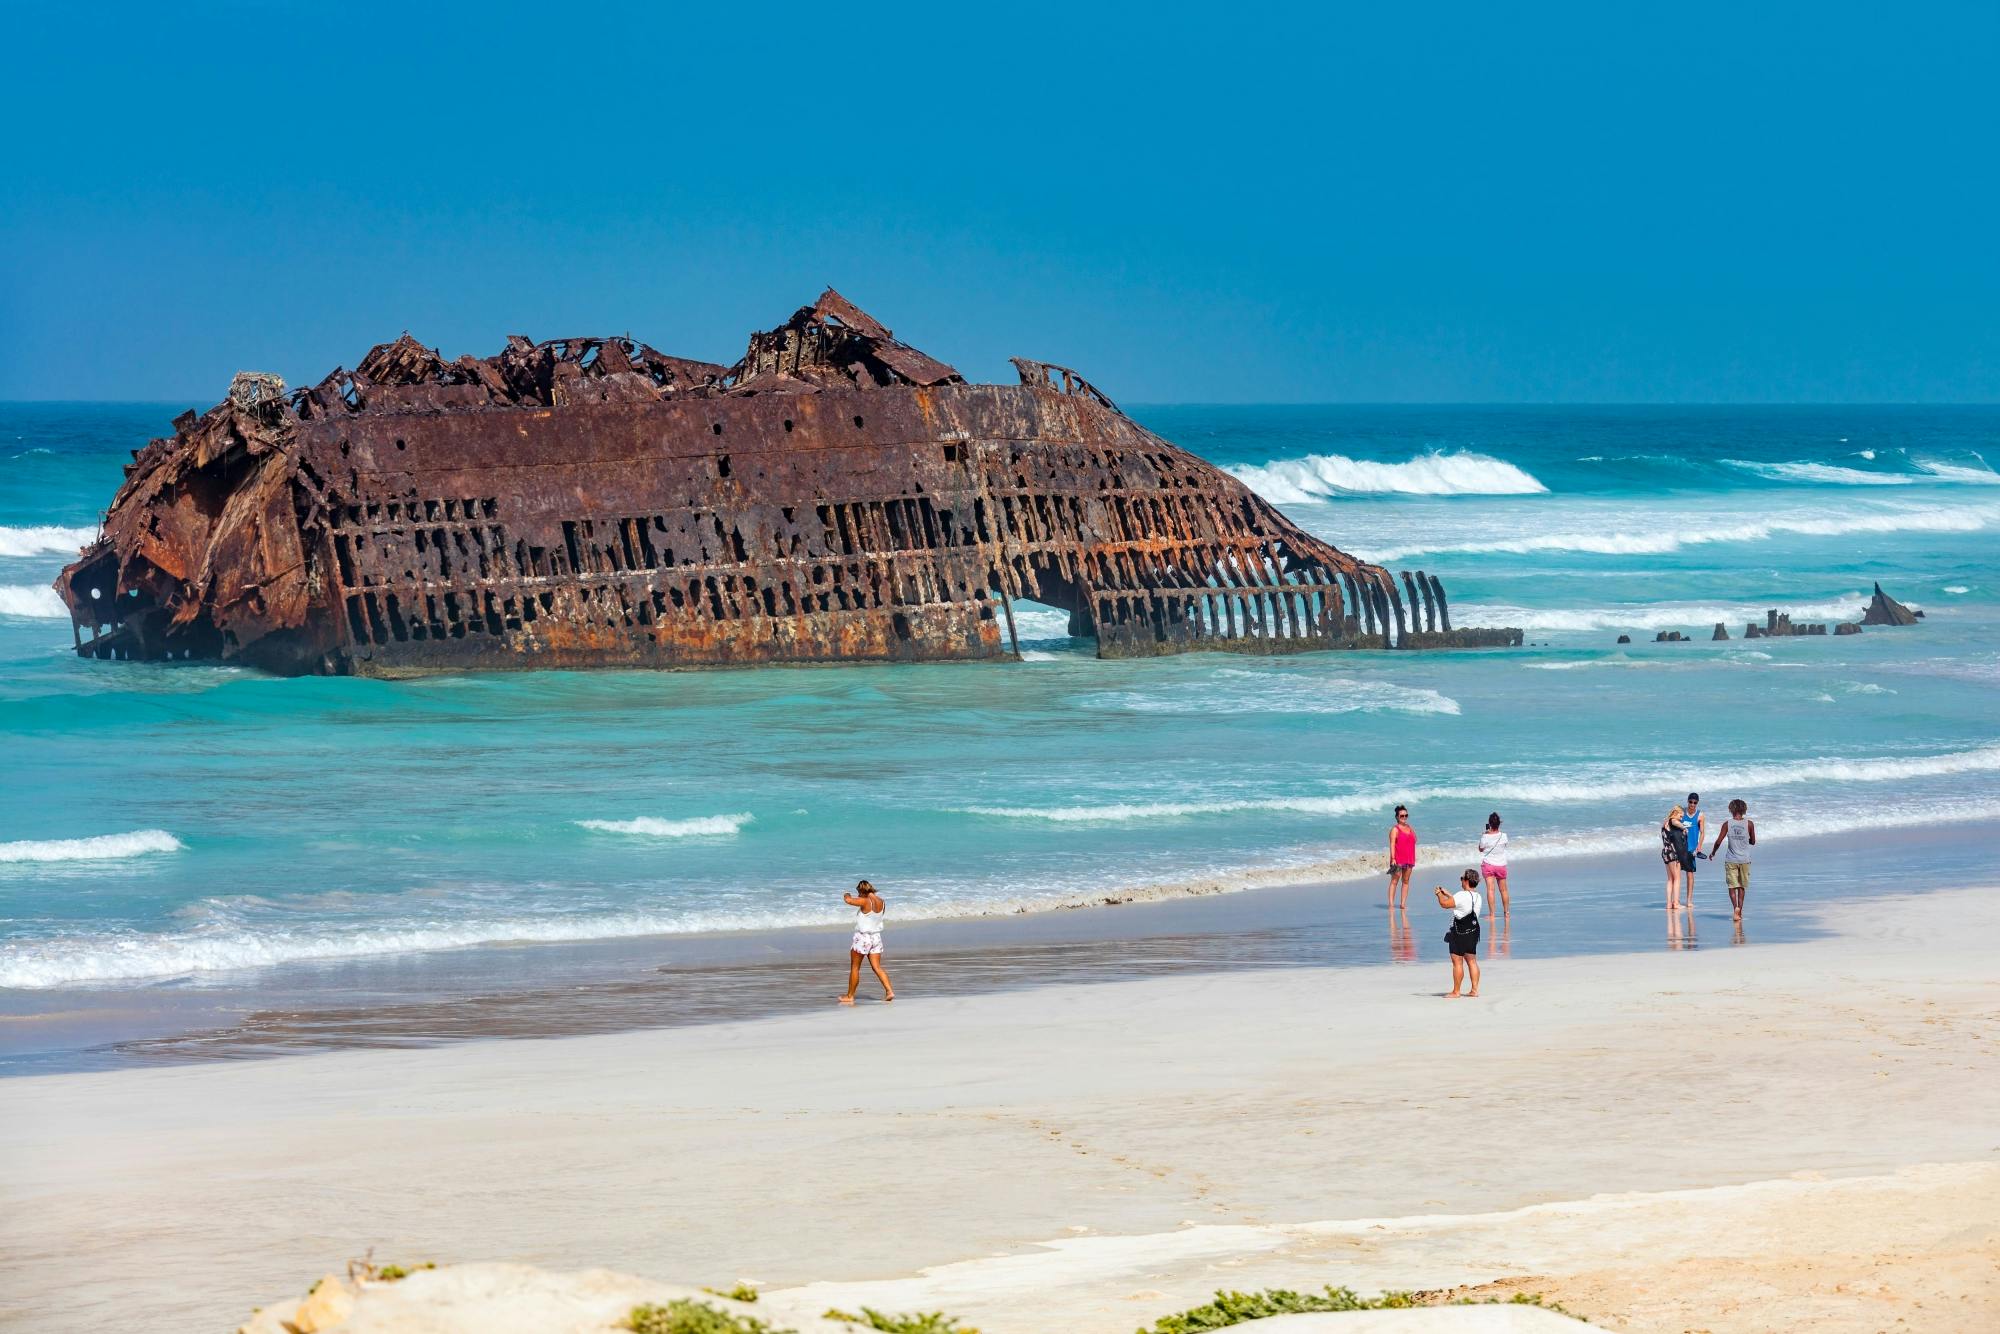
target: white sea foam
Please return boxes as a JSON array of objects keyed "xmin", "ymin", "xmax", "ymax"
[
  {"xmin": 958, "ymin": 742, "xmax": 2000, "ymax": 824},
  {"xmin": 0, "ymin": 524, "xmax": 97, "ymax": 558},
  {"xmin": 0, "ymin": 830, "xmax": 184, "ymax": 864},
  {"xmin": 575, "ymin": 814, "xmax": 753, "ymax": 838},
  {"xmin": 0, "ymin": 584, "xmax": 66, "ymax": 617},
  {"xmin": 1454, "ymin": 593, "xmax": 1868, "ymax": 635},
  {"xmin": 1461, "ymin": 796, "xmax": 2000, "ymax": 868},
  {"xmin": 1365, "ymin": 501, "xmax": 1999, "ymax": 562},
  {"xmin": 1723, "ymin": 459, "xmax": 1912, "ymax": 486},
  {"xmin": 1943, "ymin": 585, "xmax": 1970, "ymax": 594},
  {"xmin": 1078, "ymin": 674, "xmax": 1459, "ymax": 717},
  {"xmin": 1915, "ymin": 457, "xmax": 2000, "ymax": 484},
  {"xmin": 1006, "ymin": 604, "xmax": 1077, "ymax": 639},
  {"xmin": 1229, "ymin": 450, "xmax": 1547, "ymax": 501}
]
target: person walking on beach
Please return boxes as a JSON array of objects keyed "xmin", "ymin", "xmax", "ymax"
[
  {"xmin": 1661, "ymin": 804, "xmax": 1689, "ymax": 912},
  {"xmin": 1436, "ymin": 869, "xmax": 1483, "ymax": 997},
  {"xmin": 838, "ymin": 879, "xmax": 893, "ymax": 1005},
  {"xmin": 1681, "ymin": 792, "xmax": 1707, "ymax": 910},
  {"xmin": 1388, "ymin": 805, "xmax": 1417, "ymax": 910},
  {"xmin": 1477, "ymin": 811, "xmax": 1510, "ymax": 917},
  {"xmin": 1708, "ymin": 798, "xmax": 1756, "ymax": 923}
]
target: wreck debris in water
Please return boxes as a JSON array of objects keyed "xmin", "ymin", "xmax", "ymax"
[{"xmin": 55, "ymin": 291, "xmax": 1521, "ymax": 675}]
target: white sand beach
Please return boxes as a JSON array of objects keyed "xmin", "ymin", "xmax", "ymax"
[{"xmin": 3, "ymin": 887, "xmax": 1997, "ymax": 1332}]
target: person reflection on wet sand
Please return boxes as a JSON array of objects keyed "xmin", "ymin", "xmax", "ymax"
[
  {"xmin": 1668, "ymin": 904, "xmax": 1697, "ymax": 949},
  {"xmin": 1485, "ymin": 913, "xmax": 1511, "ymax": 960},
  {"xmin": 1390, "ymin": 910, "xmax": 1416, "ymax": 963}
]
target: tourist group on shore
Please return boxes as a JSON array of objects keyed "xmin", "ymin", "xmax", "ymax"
[
  {"xmin": 836, "ymin": 797, "xmax": 1760, "ymax": 1006},
  {"xmin": 1385, "ymin": 795, "xmax": 1757, "ymax": 998}
]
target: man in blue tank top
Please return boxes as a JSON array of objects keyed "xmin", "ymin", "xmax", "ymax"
[{"xmin": 1682, "ymin": 791, "xmax": 1707, "ymax": 908}]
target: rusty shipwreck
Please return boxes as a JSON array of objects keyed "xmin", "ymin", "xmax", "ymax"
[{"xmin": 55, "ymin": 291, "xmax": 1520, "ymax": 675}]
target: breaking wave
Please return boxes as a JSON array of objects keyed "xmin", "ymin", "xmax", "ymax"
[
  {"xmin": 0, "ymin": 584, "xmax": 66, "ymax": 618},
  {"xmin": 958, "ymin": 742, "xmax": 2000, "ymax": 824},
  {"xmin": 1078, "ymin": 673, "xmax": 1459, "ymax": 717},
  {"xmin": 0, "ymin": 830, "xmax": 185, "ymax": 864},
  {"xmin": 575, "ymin": 813, "xmax": 753, "ymax": 838},
  {"xmin": 1914, "ymin": 457, "xmax": 2000, "ymax": 484},
  {"xmin": 1723, "ymin": 460, "xmax": 1913, "ymax": 486},
  {"xmin": 0, "ymin": 524, "xmax": 96, "ymax": 558},
  {"xmin": 1366, "ymin": 501, "xmax": 1999, "ymax": 562},
  {"xmin": 1454, "ymin": 593, "xmax": 1869, "ymax": 635},
  {"xmin": 1229, "ymin": 450, "xmax": 1547, "ymax": 502}
]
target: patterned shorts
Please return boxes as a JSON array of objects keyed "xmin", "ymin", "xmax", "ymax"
[{"xmin": 851, "ymin": 931, "xmax": 882, "ymax": 956}]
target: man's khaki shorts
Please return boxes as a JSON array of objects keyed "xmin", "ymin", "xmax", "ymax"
[{"xmin": 1725, "ymin": 862, "xmax": 1750, "ymax": 891}]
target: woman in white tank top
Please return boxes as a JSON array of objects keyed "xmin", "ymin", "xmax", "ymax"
[{"xmin": 838, "ymin": 878, "xmax": 893, "ymax": 1005}]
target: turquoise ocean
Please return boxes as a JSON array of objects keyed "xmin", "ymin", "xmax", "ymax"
[{"xmin": 3, "ymin": 404, "xmax": 1997, "ymax": 1010}]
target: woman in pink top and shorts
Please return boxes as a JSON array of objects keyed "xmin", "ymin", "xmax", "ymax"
[
  {"xmin": 1478, "ymin": 812, "xmax": 1510, "ymax": 916},
  {"xmin": 1387, "ymin": 805, "xmax": 1417, "ymax": 910}
]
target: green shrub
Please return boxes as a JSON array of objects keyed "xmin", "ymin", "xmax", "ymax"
[
  {"xmin": 1137, "ymin": 1287, "xmax": 1580, "ymax": 1332},
  {"xmin": 704, "ymin": 1283, "xmax": 760, "ymax": 1303},
  {"xmin": 823, "ymin": 1310, "xmax": 979, "ymax": 1333},
  {"xmin": 628, "ymin": 1298, "xmax": 794, "ymax": 1334}
]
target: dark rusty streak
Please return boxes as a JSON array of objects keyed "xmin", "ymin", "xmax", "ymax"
[{"xmin": 56, "ymin": 290, "xmax": 1520, "ymax": 675}]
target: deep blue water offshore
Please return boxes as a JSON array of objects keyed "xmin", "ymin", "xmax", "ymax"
[{"xmin": 2, "ymin": 403, "xmax": 1997, "ymax": 1017}]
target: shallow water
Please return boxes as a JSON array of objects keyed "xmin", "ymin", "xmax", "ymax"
[{"xmin": 2, "ymin": 403, "xmax": 1996, "ymax": 1054}]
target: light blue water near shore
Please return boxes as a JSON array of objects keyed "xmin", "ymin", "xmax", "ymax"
[{"xmin": 2, "ymin": 403, "xmax": 1997, "ymax": 992}]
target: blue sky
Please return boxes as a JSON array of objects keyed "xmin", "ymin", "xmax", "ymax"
[{"xmin": 2, "ymin": 2, "xmax": 1994, "ymax": 402}]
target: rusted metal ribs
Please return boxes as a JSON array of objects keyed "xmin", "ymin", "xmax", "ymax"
[{"xmin": 55, "ymin": 291, "xmax": 1521, "ymax": 675}]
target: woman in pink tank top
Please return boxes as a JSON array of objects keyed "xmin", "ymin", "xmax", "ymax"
[{"xmin": 1387, "ymin": 805, "xmax": 1417, "ymax": 910}]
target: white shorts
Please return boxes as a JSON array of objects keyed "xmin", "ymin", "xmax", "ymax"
[{"xmin": 851, "ymin": 932, "xmax": 882, "ymax": 956}]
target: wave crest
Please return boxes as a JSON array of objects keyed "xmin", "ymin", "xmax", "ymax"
[
  {"xmin": 0, "ymin": 524, "xmax": 97, "ymax": 558},
  {"xmin": 0, "ymin": 830, "xmax": 185, "ymax": 864},
  {"xmin": 575, "ymin": 813, "xmax": 753, "ymax": 838},
  {"xmin": 1367, "ymin": 502, "xmax": 1999, "ymax": 562},
  {"xmin": 1229, "ymin": 450, "xmax": 1547, "ymax": 501},
  {"xmin": 1078, "ymin": 675, "xmax": 1459, "ymax": 717},
  {"xmin": 0, "ymin": 584, "xmax": 66, "ymax": 618},
  {"xmin": 1454, "ymin": 593, "xmax": 1869, "ymax": 634},
  {"xmin": 959, "ymin": 743, "xmax": 2000, "ymax": 824}
]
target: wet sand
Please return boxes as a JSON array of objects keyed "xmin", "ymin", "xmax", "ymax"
[{"xmin": 2, "ymin": 879, "xmax": 1995, "ymax": 1331}]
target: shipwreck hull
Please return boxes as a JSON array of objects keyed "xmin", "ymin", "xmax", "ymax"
[{"xmin": 56, "ymin": 292, "xmax": 1519, "ymax": 675}]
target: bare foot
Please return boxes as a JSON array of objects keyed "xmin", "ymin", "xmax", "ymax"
[
  {"xmin": 883, "ymin": 993, "xmax": 895, "ymax": 1002},
  {"xmin": 836, "ymin": 996, "xmax": 855, "ymax": 1006},
  {"xmin": 1444, "ymin": 991, "xmax": 1462, "ymax": 999},
  {"xmin": 1466, "ymin": 990, "xmax": 1479, "ymax": 998}
]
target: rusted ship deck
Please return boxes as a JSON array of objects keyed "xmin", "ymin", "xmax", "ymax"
[{"xmin": 55, "ymin": 291, "xmax": 1519, "ymax": 675}]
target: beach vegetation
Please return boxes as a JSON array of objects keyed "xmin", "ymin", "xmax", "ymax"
[
  {"xmin": 822, "ymin": 1309, "xmax": 978, "ymax": 1333},
  {"xmin": 1136, "ymin": 1287, "xmax": 1581, "ymax": 1331},
  {"xmin": 627, "ymin": 1298, "xmax": 793, "ymax": 1334},
  {"xmin": 704, "ymin": 1282, "xmax": 761, "ymax": 1302},
  {"xmin": 373, "ymin": 1262, "xmax": 435, "ymax": 1282}
]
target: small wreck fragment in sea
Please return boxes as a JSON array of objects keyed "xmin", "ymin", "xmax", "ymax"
[{"xmin": 56, "ymin": 291, "xmax": 1521, "ymax": 675}]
